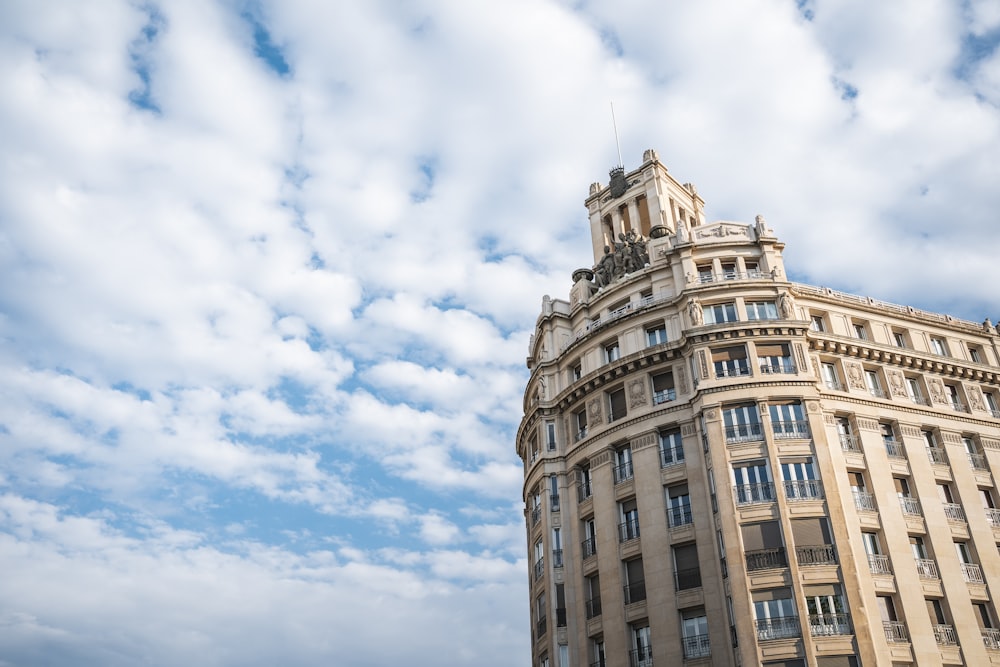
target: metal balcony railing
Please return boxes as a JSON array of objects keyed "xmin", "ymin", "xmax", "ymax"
[
  {"xmin": 884, "ymin": 621, "xmax": 908, "ymax": 643},
  {"xmin": 578, "ymin": 480, "xmax": 593, "ymax": 503},
  {"xmin": 628, "ymin": 645, "xmax": 653, "ymax": 667},
  {"xmin": 969, "ymin": 452, "xmax": 989, "ymax": 470},
  {"xmin": 660, "ymin": 446, "xmax": 684, "ymax": 468},
  {"xmin": 962, "ymin": 562, "xmax": 985, "ymax": 584},
  {"xmin": 536, "ymin": 615, "xmax": 547, "ymax": 637},
  {"xmin": 552, "ymin": 549, "xmax": 563, "ymax": 568},
  {"xmin": 854, "ymin": 490, "xmax": 877, "ymax": 512},
  {"xmin": 674, "ymin": 567, "xmax": 702, "ymax": 591},
  {"xmin": 825, "ymin": 379, "xmax": 844, "ymax": 391},
  {"xmin": 745, "ymin": 547, "xmax": 787, "ymax": 571},
  {"xmin": 725, "ymin": 422, "xmax": 763, "ymax": 443},
  {"xmin": 988, "ymin": 508, "xmax": 1000, "ymax": 527},
  {"xmin": 716, "ymin": 363, "xmax": 751, "ymax": 379},
  {"xmin": 943, "ymin": 503, "xmax": 966, "ymax": 523},
  {"xmin": 772, "ymin": 420, "xmax": 810, "ymax": 439},
  {"xmin": 796, "ymin": 544, "xmax": 837, "ymax": 566},
  {"xmin": 934, "ymin": 624, "xmax": 958, "ymax": 646},
  {"xmin": 809, "ymin": 613, "xmax": 851, "ymax": 636},
  {"xmin": 623, "ymin": 580, "xmax": 647, "ymax": 605},
  {"xmin": 983, "ymin": 627, "xmax": 1000, "ymax": 650},
  {"xmin": 951, "ymin": 401, "xmax": 968, "ymax": 413},
  {"xmin": 667, "ymin": 504, "xmax": 693, "ymax": 529},
  {"xmin": 734, "ymin": 482, "xmax": 775, "ymax": 505},
  {"xmin": 885, "ymin": 440, "xmax": 905, "ymax": 458},
  {"xmin": 899, "ymin": 496, "xmax": 922, "ymax": 516},
  {"xmin": 581, "ymin": 537, "xmax": 597, "ymax": 559},
  {"xmin": 533, "ymin": 558, "xmax": 544, "ymax": 580},
  {"xmin": 868, "ymin": 553, "xmax": 892, "ymax": 575},
  {"xmin": 619, "ymin": 518, "xmax": 640, "ymax": 543},
  {"xmin": 653, "ymin": 388, "xmax": 676, "ymax": 405},
  {"xmin": 531, "ymin": 506, "xmax": 541, "ymax": 525},
  {"xmin": 585, "ymin": 597, "xmax": 601, "ymax": 619},
  {"xmin": 613, "ymin": 461, "xmax": 634, "ymax": 484},
  {"xmin": 839, "ymin": 433, "xmax": 859, "ymax": 451},
  {"xmin": 909, "ymin": 393, "xmax": 929, "ymax": 405},
  {"xmin": 575, "ymin": 427, "xmax": 588, "ymax": 442},
  {"xmin": 784, "ymin": 479, "xmax": 823, "ymax": 500},
  {"xmin": 697, "ymin": 270, "xmax": 767, "ymax": 283},
  {"xmin": 755, "ymin": 616, "xmax": 801, "ymax": 641},
  {"xmin": 682, "ymin": 633, "xmax": 711, "ymax": 659},
  {"xmin": 549, "ymin": 494, "xmax": 560, "ymax": 512},
  {"xmin": 759, "ymin": 360, "xmax": 796, "ymax": 374},
  {"xmin": 927, "ymin": 447, "xmax": 947, "ymax": 465},
  {"xmin": 915, "ymin": 558, "xmax": 939, "ymax": 580}
]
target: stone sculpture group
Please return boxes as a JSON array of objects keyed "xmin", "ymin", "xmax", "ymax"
[{"xmin": 593, "ymin": 230, "xmax": 650, "ymax": 288}]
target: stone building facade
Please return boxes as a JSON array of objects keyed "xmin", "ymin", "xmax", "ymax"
[{"xmin": 517, "ymin": 150, "xmax": 1000, "ymax": 667}]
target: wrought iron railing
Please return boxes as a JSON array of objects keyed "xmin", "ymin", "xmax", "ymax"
[
  {"xmin": 899, "ymin": 496, "xmax": 922, "ymax": 516},
  {"xmin": 725, "ymin": 422, "xmax": 763, "ymax": 443},
  {"xmin": 628, "ymin": 645, "xmax": 653, "ymax": 667},
  {"xmin": 585, "ymin": 597, "xmax": 601, "ymax": 619},
  {"xmin": 934, "ymin": 624, "xmax": 958, "ymax": 646},
  {"xmin": 969, "ymin": 452, "xmax": 989, "ymax": 470},
  {"xmin": 653, "ymin": 388, "xmax": 676, "ymax": 405},
  {"xmin": 618, "ymin": 518, "xmax": 640, "ymax": 543},
  {"xmin": 716, "ymin": 363, "xmax": 751, "ymax": 379},
  {"xmin": 660, "ymin": 446, "xmax": 684, "ymax": 468},
  {"xmin": 531, "ymin": 506, "xmax": 541, "ymax": 525},
  {"xmin": 854, "ymin": 490, "xmax": 877, "ymax": 512},
  {"xmin": 884, "ymin": 440, "xmax": 905, "ymax": 458},
  {"xmin": 796, "ymin": 544, "xmax": 837, "ymax": 566},
  {"xmin": 809, "ymin": 613, "xmax": 851, "ymax": 636},
  {"xmin": 623, "ymin": 580, "xmax": 647, "ymax": 605},
  {"xmin": 674, "ymin": 567, "xmax": 702, "ymax": 591},
  {"xmin": 734, "ymin": 482, "xmax": 775, "ymax": 505},
  {"xmin": 988, "ymin": 508, "xmax": 1000, "ymax": 527},
  {"xmin": 883, "ymin": 621, "xmax": 908, "ymax": 643},
  {"xmin": 962, "ymin": 562, "xmax": 985, "ymax": 584},
  {"xmin": 926, "ymin": 447, "xmax": 947, "ymax": 465},
  {"xmin": 759, "ymin": 360, "xmax": 796, "ymax": 374},
  {"xmin": 552, "ymin": 549, "xmax": 563, "ymax": 568},
  {"xmin": 784, "ymin": 479, "xmax": 823, "ymax": 500},
  {"xmin": 613, "ymin": 461, "xmax": 634, "ymax": 484},
  {"xmin": 755, "ymin": 616, "xmax": 801, "ymax": 640},
  {"xmin": 943, "ymin": 502, "xmax": 966, "ymax": 523},
  {"xmin": 681, "ymin": 633, "xmax": 710, "ymax": 659},
  {"xmin": 581, "ymin": 537, "xmax": 597, "ymax": 559},
  {"xmin": 868, "ymin": 553, "xmax": 892, "ymax": 575},
  {"xmin": 536, "ymin": 615, "xmax": 547, "ymax": 637},
  {"xmin": 983, "ymin": 627, "xmax": 1000, "ymax": 650},
  {"xmin": 578, "ymin": 479, "xmax": 593, "ymax": 502},
  {"xmin": 839, "ymin": 433, "xmax": 859, "ymax": 451},
  {"xmin": 667, "ymin": 504, "xmax": 693, "ymax": 529},
  {"xmin": 575, "ymin": 427, "xmax": 588, "ymax": 442},
  {"xmin": 915, "ymin": 558, "xmax": 939, "ymax": 580},
  {"xmin": 533, "ymin": 558, "xmax": 544, "ymax": 580},
  {"xmin": 772, "ymin": 420, "xmax": 810, "ymax": 439},
  {"xmin": 745, "ymin": 547, "xmax": 787, "ymax": 571}
]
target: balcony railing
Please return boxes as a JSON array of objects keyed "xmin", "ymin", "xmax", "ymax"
[
  {"xmin": 950, "ymin": 401, "xmax": 968, "ymax": 413},
  {"xmin": 585, "ymin": 597, "xmax": 601, "ymax": 619},
  {"xmin": 916, "ymin": 558, "xmax": 939, "ymax": 580},
  {"xmin": 623, "ymin": 580, "xmax": 647, "ymax": 605},
  {"xmin": 667, "ymin": 504, "xmax": 693, "ymax": 529},
  {"xmin": 868, "ymin": 553, "xmax": 892, "ymax": 575},
  {"xmin": 784, "ymin": 479, "xmax": 823, "ymax": 500},
  {"xmin": 660, "ymin": 447, "xmax": 684, "ymax": 468},
  {"xmin": 745, "ymin": 547, "xmax": 787, "ymax": 571},
  {"xmin": 716, "ymin": 363, "xmax": 751, "ymax": 379},
  {"xmin": 613, "ymin": 461, "xmax": 634, "ymax": 484},
  {"xmin": 760, "ymin": 360, "xmax": 796, "ymax": 375},
  {"xmin": 796, "ymin": 544, "xmax": 837, "ymax": 566},
  {"xmin": 682, "ymin": 633, "xmax": 711, "ymax": 659},
  {"xmin": 725, "ymin": 422, "xmax": 763, "ymax": 443},
  {"xmin": 988, "ymin": 508, "xmax": 1000, "ymax": 527},
  {"xmin": 825, "ymin": 379, "xmax": 844, "ymax": 391},
  {"xmin": 552, "ymin": 549, "xmax": 563, "ymax": 568},
  {"xmin": 884, "ymin": 621, "xmax": 908, "ymax": 643},
  {"xmin": 628, "ymin": 645, "xmax": 653, "ymax": 667},
  {"xmin": 575, "ymin": 427, "xmax": 588, "ymax": 442},
  {"xmin": 839, "ymin": 433, "xmax": 859, "ymax": 452},
  {"xmin": 556, "ymin": 607, "xmax": 566, "ymax": 628},
  {"xmin": 734, "ymin": 482, "xmax": 776, "ymax": 505},
  {"xmin": 756, "ymin": 616, "xmax": 801, "ymax": 641},
  {"xmin": 533, "ymin": 558, "xmax": 544, "ymax": 580},
  {"xmin": 854, "ymin": 490, "xmax": 877, "ymax": 512},
  {"xmin": 653, "ymin": 388, "xmax": 676, "ymax": 405},
  {"xmin": 962, "ymin": 562, "xmax": 985, "ymax": 584},
  {"xmin": 927, "ymin": 447, "xmax": 947, "ymax": 465},
  {"xmin": 943, "ymin": 502, "xmax": 967, "ymax": 523},
  {"xmin": 869, "ymin": 386, "xmax": 885, "ymax": 398},
  {"xmin": 772, "ymin": 420, "xmax": 810, "ymax": 439},
  {"xmin": 578, "ymin": 480, "xmax": 593, "ymax": 503},
  {"xmin": 619, "ymin": 518, "xmax": 640, "ymax": 543},
  {"xmin": 969, "ymin": 452, "xmax": 989, "ymax": 470},
  {"xmin": 697, "ymin": 270, "xmax": 767, "ymax": 283},
  {"xmin": 549, "ymin": 494, "xmax": 560, "ymax": 512},
  {"xmin": 885, "ymin": 440, "xmax": 905, "ymax": 458},
  {"xmin": 899, "ymin": 496, "xmax": 922, "ymax": 516},
  {"xmin": 536, "ymin": 615, "xmax": 547, "ymax": 637},
  {"xmin": 984, "ymin": 627, "xmax": 1000, "ymax": 650},
  {"xmin": 582, "ymin": 537, "xmax": 597, "ymax": 559},
  {"xmin": 809, "ymin": 613, "xmax": 851, "ymax": 636},
  {"xmin": 531, "ymin": 506, "xmax": 541, "ymax": 525},
  {"xmin": 674, "ymin": 567, "xmax": 702, "ymax": 591},
  {"xmin": 934, "ymin": 624, "xmax": 958, "ymax": 646}
]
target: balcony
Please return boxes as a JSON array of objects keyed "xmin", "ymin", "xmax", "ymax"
[
  {"xmin": 533, "ymin": 557, "xmax": 544, "ymax": 581},
  {"xmin": 578, "ymin": 480, "xmax": 593, "ymax": 503},
  {"xmin": 934, "ymin": 624, "xmax": 958, "ymax": 646},
  {"xmin": 697, "ymin": 269, "xmax": 767, "ymax": 283},
  {"xmin": 987, "ymin": 508, "xmax": 1000, "ymax": 527},
  {"xmin": 909, "ymin": 393, "xmax": 929, "ymax": 406},
  {"xmin": 575, "ymin": 427, "xmax": 588, "ymax": 442},
  {"xmin": 868, "ymin": 553, "xmax": 892, "ymax": 575},
  {"xmin": 725, "ymin": 422, "xmax": 763, "ymax": 443},
  {"xmin": 585, "ymin": 597, "xmax": 602, "ymax": 619},
  {"xmin": 550, "ymin": 494, "xmax": 560, "ymax": 512},
  {"xmin": 756, "ymin": 616, "xmax": 801, "ymax": 641},
  {"xmin": 884, "ymin": 440, "xmax": 905, "ymax": 459},
  {"xmin": 772, "ymin": 420, "xmax": 810, "ymax": 439},
  {"xmin": 915, "ymin": 558, "xmax": 939, "ymax": 580},
  {"xmin": 653, "ymin": 388, "xmax": 676, "ymax": 405},
  {"xmin": 674, "ymin": 567, "xmax": 702, "ymax": 591},
  {"xmin": 734, "ymin": 482, "xmax": 776, "ymax": 505},
  {"xmin": 667, "ymin": 504, "xmax": 693, "ymax": 529},
  {"xmin": 660, "ymin": 447, "xmax": 684, "ymax": 468},
  {"xmin": 784, "ymin": 479, "xmax": 824, "ymax": 501},
  {"xmin": 536, "ymin": 615, "xmax": 547, "ymax": 637},
  {"xmin": 825, "ymin": 379, "xmax": 845, "ymax": 391},
  {"xmin": 552, "ymin": 549, "xmax": 563, "ymax": 568},
  {"xmin": 961, "ymin": 562, "xmax": 985, "ymax": 584},
  {"xmin": 682, "ymin": 633, "xmax": 711, "ymax": 659},
  {"xmin": 716, "ymin": 364, "xmax": 752, "ymax": 379},
  {"xmin": 943, "ymin": 503, "xmax": 966, "ymax": 523},
  {"xmin": 623, "ymin": 579, "xmax": 647, "ymax": 605},
  {"xmin": 628, "ymin": 646, "xmax": 653, "ymax": 667},
  {"xmin": 745, "ymin": 547, "xmax": 787, "ymax": 571},
  {"xmin": 531, "ymin": 506, "xmax": 541, "ymax": 525},
  {"xmin": 796, "ymin": 544, "xmax": 837, "ymax": 566},
  {"xmin": 927, "ymin": 447, "xmax": 947, "ymax": 465},
  {"xmin": 809, "ymin": 613, "xmax": 851, "ymax": 636},
  {"xmin": 854, "ymin": 490, "xmax": 877, "ymax": 512},
  {"xmin": 969, "ymin": 452, "xmax": 989, "ymax": 470},
  {"xmin": 869, "ymin": 387, "xmax": 885, "ymax": 398},
  {"xmin": 883, "ymin": 621, "xmax": 908, "ymax": 643},
  {"xmin": 983, "ymin": 627, "xmax": 1000, "ymax": 650},
  {"xmin": 950, "ymin": 401, "xmax": 968, "ymax": 413},
  {"xmin": 899, "ymin": 496, "xmax": 921, "ymax": 516},
  {"xmin": 760, "ymin": 360, "xmax": 796, "ymax": 375},
  {"xmin": 839, "ymin": 433, "xmax": 860, "ymax": 452},
  {"xmin": 619, "ymin": 518, "xmax": 640, "ymax": 543},
  {"xmin": 613, "ymin": 461, "xmax": 634, "ymax": 484},
  {"xmin": 582, "ymin": 537, "xmax": 597, "ymax": 560}
]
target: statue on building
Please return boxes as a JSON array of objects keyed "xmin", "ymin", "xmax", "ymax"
[
  {"xmin": 594, "ymin": 246, "xmax": 615, "ymax": 287},
  {"xmin": 591, "ymin": 230, "xmax": 650, "ymax": 286},
  {"xmin": 754, "ymin": 214, "xmax": 771, "ymax": 238},
  {"xmin": 676, "ymin": 218, "xmax": 689, "ymax": 244},
  {"xmin": 778, "ymin": 292, "xmax": 795, "ymax": 319},
  {"xmin": 688, "ymin": 297, "xmax": 703, "ymax": 326}
]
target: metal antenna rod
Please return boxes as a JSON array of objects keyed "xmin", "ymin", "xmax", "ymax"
[{"xmin": 610, "ymin": 101, "xmax": 623, "ymax": 167}]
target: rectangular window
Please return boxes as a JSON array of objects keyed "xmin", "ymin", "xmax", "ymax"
[
  {"xmin": 577, "ymin": 467, "xmax": 592, "ymax": 502},
  {"xmin": 607, "ymin": 387, "xmax": 627, "ymax": 422},
  {"xmin": 906, "ymin": 377, "xmax": 925, "ymax": 404},
  {"xmin": 821, "ymin": 362, "xmax": 841, "ymax": 390},
  {"xmin": 744, "ymin": 259, "xmax": 761, "ymax": 276},
  {"xmin": 752, "ymin": 588, "xmax": 798, "ymax": 640},
  {"xmin": 713, "ymin": 345, "xmax": 750, "ymax": 378},
  {"xmin": 681, "ymin": 609, "xmax": 710, "ymax": 659},
  {"xmin": 931, "ymin": 337, "xmax": 948, "ymax": 356},
  {"xmin": 723, "ymin": 403, "xmax": 762, "ymax": 442},
  {"xmin": 852, "ymin": 322, "xmax": 868, "ymax": 340},
  {"xmin": 770, "ymin": 401, "xmax": 808, "ymax": 438},
  {"xmin": 721, "ymin": 261, "xmax": 738, "ymax": 280},
  {"xmin": 623, "ymin": 558, "xmax": 646, "ymax": 604},
  {"xmin": 585, "ymin": 574, "xmax": 601, "ymax": 618},
  {"xmin": 697, "ymin": 264, "xmax": 713, "ymax": 283},
  {"xmin": 614, "ymin": 446, "xmax": 633, "ymax": 483},
  {"xmin": 574, "ymin": 408, "xmax": 588, "ymax": 441},
  {"xmin": 673, "ymin": 543, "xmax": 701, "ymax": 590},
  {"xmin": 893, "ymin": 330, "xmax": 908, "ymax": 348},
  {"xmin": 582, "ymin": 517, "xmax": 597, "ymax": 557},
  {"xmin": 631, "ymin": 624, "xmax": 652, "ymax": 667},
  {"xmin": 545, "ymin": 421, "xmax": 556, "ymax": 451},
  {"xmin": 985, "ymin": 390, "xmax": 1000, "ymax": 416},
  {"xmin": 792, "ymin": 518, "xmax": 835, "ymax": 566},
  {"xmin": 604, "ymin": 340, "xmax": 621, "ymax": 363},
  {"xmin": 660, "ymin": 429, "xmax": 684, "ymax": 467},
  {"xmin": 758, "ymin": 342, "xmax": 794, "ymax": 374},
  {"xmin": 945, "ymin": 383, "xmax": 964, "ymax": 411},
  {"xmin": 742, "ymin": 521, "xmax": 785, "ymax": 571},
  {"xmin": 703, "ymin": 302, "xmax": 738, "ymax": 324},
  {"xmin": 810, "ymin": 314, "xmax": 826, "ymax": 332},
  {"xmin": 619, "ymin": 498, "xmax": 639, "ymax": 542},
  {"xmin": 646, "ymin": 324, "xmax": 667, "ymax": 346},
  {"xmin": 733, "ymin": 460, "xmax": 773, "ymax": 504},
  {"xmin": 666, "ymin": 483, "xmax": 692, "ymax": 528},
  {"xmin": 864, "ymin": 369, "xmax": 883, "ymax": 397},
  {"xmin": 969, "ymin": 345, "xmax": 983, "ymax": 363},
  {"xmin": 746, "ymin": 301, "xmax": 778, "ymax": 320},
  {"xmin": 651, "ymin": 371, "xmax": 675, "ymax": 404},
  {"xmin": 781, "ymin": 458, "xmax": 821, "ymax": 499},
  {"xmin": 571, "ymin": 362, "xmax": 582, "ymax": 382},
  {"xmin": 804, "ymin": 584, "xmax": 848, "ymax": 635}
]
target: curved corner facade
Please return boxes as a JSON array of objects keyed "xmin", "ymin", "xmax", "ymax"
[{"xmin": 517, "ymin": 151, "xmax": 1000, "ymax": 667}]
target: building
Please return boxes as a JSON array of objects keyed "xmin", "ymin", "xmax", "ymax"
[{"xmin": 516, "ymin": 150, "xmax": 1000, "ymax": 667}]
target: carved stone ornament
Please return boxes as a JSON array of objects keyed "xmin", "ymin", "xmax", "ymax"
[
  {"xmin": 779, "ymin": 292, "xmax": 796, "ymax": 320},
  {"xmin": 677, "ymin": 366, "xmax": 688, "ymax": 395},
  {"xmin": 706, "ymin": 410, "xmax": 718, "ymax": 420},
  {"xmin": 695, "ymin": 223, "xmax": 748, "ymax": 240},
  {"xmin": 967, "ymin": 384, "xmax": 987, "ymax": 411},
  {"xmin": 927, "ymin": 378, "xmax": 947, "ymax": 404},
  {"xmin": 887, "ymin": 370, "xmax": 907, "ymax": 398},
  {"xmin": 592, "ymin": 229, "xmax": 650, "ymax": 288},
  {"xmin": 795, "ymin": 343, "xmax": 807, "ymax": 369},
  {"xmin": 587, "ymin": 397, "xmax": 603, "ymax": 424},
  {"xmin": 845, "ymin": 362, "xmax": 866, "ymax": 390},
  {"xmin": 698, "ymin": 350, "xmax": 709, "ymax": 380},
  {"xmin": 628, "ymin": 378, "xmax": 648, "ymax": 408}
]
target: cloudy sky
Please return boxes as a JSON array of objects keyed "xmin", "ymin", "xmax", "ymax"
[{"xmin": 0, "ymin": 1, "xmax": 998, "ymax": 665}]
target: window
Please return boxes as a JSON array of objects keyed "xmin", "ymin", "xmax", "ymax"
[
  {"xmin": 852, "ymin": 321, "xmax": 868, "ymax": 340},
  {"xmin": 744, "ymin": 259, "xmax": 761, "ymax": 276},
  {"xmin": 742, "ymin": 521, "xmax": 786, "ymax": 571},
  {"xmin": 577, "ymin": 466, "xmax": 593, "ymax": 502},
  {"xmin": 703, "ymin": 302, "xmax": 737, "ymax": 324},
  {"xmin": 591, "ymin": 639, "xmax": 606, "ymax": 667},
  {"xmin": 792, "ymin": 518, "xmax": 836, "ymax": 565},
  {"xmin": 770, "ymin": 401, "xmax": 808, "ymax": 438},
  {"xmin": 614, "ymin": 446, "xmax": 633, "ymax": 483},
  {"xmin": 753, "ymin": 588, "xmax": 798, "ymax": 640},
  {"xmin": 533, "ymin": 539, "xmax": 544, "ymax": 580},
  {"xmin": 604, "ymin": 340, "xmax": 621, "ymax": 363},
  {"xmin": 747, "ymin": 301, "xmax": 779, "ymax": 320},
  {"xmin": 571, "ymin": 361, "xmax": 582, "ymax": 382},
  {"xmin": 810, "ymin": 314, "xmax": 826, "ymax": 332},
  {"xmin": 551, "ymin": 527, "xmax": 563, "ymax": 567},
  {"xmin": 666, "ymin": 483, "xmax": 692, "ymax": 528},
  {"xmin": 852, "ymin": 472, "xmax": 876, "ymax": 511},
  {"xmin": 631, "ymin": 623, "xmax": 653, "ymax": 667},
  {"xmin": 535, "ymin": 592, "xmax": 547, "ymax": 636},
  {"xmin": 930, "ymin": 337, "xmax": 948, "ymax": 356},
  {"xmin": 723, "ymin": 403, "xmax": 762, "ymax": 442},
  {"xmin": 651, "ymin": 371, "xmax": 675, "ymax": 404},
  {"xmin": 713, "ymin": 345, "xmax": 750, "ymax": 378},
  {"xmin": 619, "ymin": 498, "xmax": 639, "ymax": 542},
  {"xmin": 805, "ymin": 584, "xmax": 849, "ymax": 636},
  {"xmin": 582, "ymin": 517, "xmax": 597, "ymax": 558},
  {"xmin": 964, "ymin": 436, "xmax": 987, "ymax": 470},
  {"xmin": 945, "ymin": 383, "xmax": 964, "ymax": 411},
  {"xmin": 673, "ymin": 543, "xmax": 701, "ymax": 590},
  {"xmin": 758, "ymin": 342, "xmax": 794, "ymax": 374},
  {"xmin": 881, "ymin": 423, "xmax": 902, "ymax": 457},
  {"xmin": 893, "ymin": 330, "xmax": 908, "ymax": 348},
  {"xmin": 697, "ymin": 264, "xmax": 713, "ymax": 283},
  {"xmin": 969, "ymin": 345, "xmax": 983, "ymax": 363},
  {"xmin": 781, "ymin": 458, "xmax": 821, "ymax": 500},
  {"xmin": 545, "ymin": 421, "xmax": 556, "ymax": 451},
  {"xmin": 623, "ymin": 558, "xmax": 646, "ymax": 604},
  {"xmin": 574, "ymin": 408, "xmax": 588, "ymax": 441},
  {"xmin": 585, "ymin": 574, "xmax": 601, "ymax": 618},
  {"xmin": 733, "ymin": 460, "xmax": 774, "ymax": 505},
  {"xmin": 646, "ymin": 324, "xmax": 667, "ymax": 346},
  {"xmin": 607, "ymin": 386, "xmax": 627, "ymax": 423},
  {"xmin": 924, "ymin": 429, "xmax": 945, "ymax": 464},
  {"xmin": 821, "ymin": 362, "xmax": 841, "ymax": 390},
  {"xmin": 906, "ymin": 376, "xmax": 925, "ymax": 404},
  {"xmin": 681, "ymin": 609, "xmax": 710, "ymax": 659},
  {"xmin": 549, "ymin": 476, "xmax": 560, "ymax": 512},
  {"xmin": 864, "ymin": 369, "xmax": 883, "ymax": 397},
  {"xmin": 660, "ymin": 429, "xmax": 684, "ymax": 467},
  {"xmin": 530, "ymin": 489, "xmax": 542, "ymax": 525},
  {"xmin": 721, "ymin": 261, "xmax": 738, "ymax": 280},
  {"xmin": 836, "ymin": 417, "xmax": 857, "ymax": 450},
  {"xmin": 985, "ymin": 390, "xmax": 1000, "ymax": 417},
  {"xmin": 528, "ymin": 434, "xmax": 539, "ymax": 463}
]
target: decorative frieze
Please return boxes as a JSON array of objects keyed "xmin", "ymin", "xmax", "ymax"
[
  {"xmin": 631, "ymin": 432, "xmax": 658, "ymax": 452},
  {"xmin": 886, "ymin": 369, "xmax": 908, "ymax": 398},
  {"xmin": 698, "ymin": 349, "xmax": 709, "ymax": 380},
  {"xmin": 857, "ymin": 418, "xmax": 880, "ymax": 431},
  {"xmin": 587, "ymin": 397, "xmax": 603, "ymax": 425},
  {"xmin": 845, "ymin": 362, "xmax": 866, "ymax": 390},
  {"xmin": 628, "ymin": 378, "xmax": 647, "ymax": 408}
]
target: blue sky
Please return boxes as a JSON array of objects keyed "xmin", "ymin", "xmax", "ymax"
[{"xmin": 0, "ymin": 0, "xmax": 999, "ymax": 665}]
